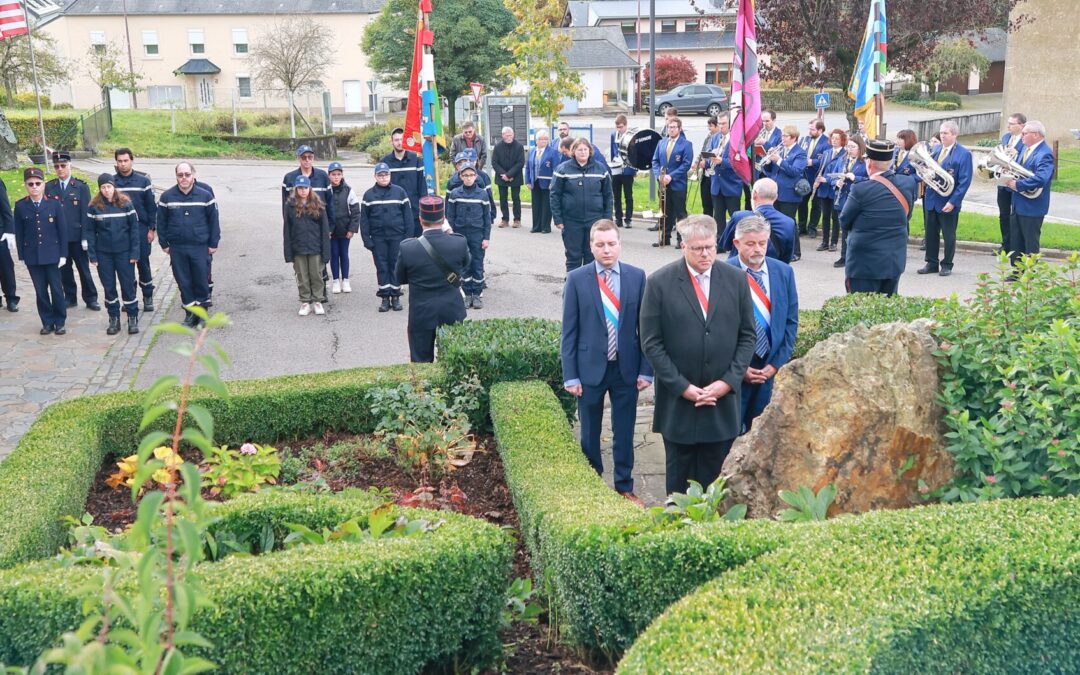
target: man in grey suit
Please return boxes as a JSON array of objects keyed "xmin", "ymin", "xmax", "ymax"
[{"xmin": 640, "ymin": 214, "xmax": 757, "ymax": 495}]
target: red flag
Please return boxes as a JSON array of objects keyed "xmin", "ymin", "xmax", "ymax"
[
  {"xmin": 402, "ymin": 11, "xmax": 425, "ymax": 153},
  {"xmin": 0, "ymin": 0, "xmax": 29, "ymax": 40},
  {"xmin": 728, "ymin": 0, "xmax": 761, "ymax": 185}
]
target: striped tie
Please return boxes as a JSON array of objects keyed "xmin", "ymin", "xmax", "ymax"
[
  {"xmin": 603, "ymin": 270, "xmax": 618, "ymax": 361},
  {"xmin": 747, "ymin": 269, "xmax": 771, "ymax": 358}
]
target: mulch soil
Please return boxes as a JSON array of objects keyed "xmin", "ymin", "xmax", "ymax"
[{"xmin": 84, "ymin": 433, "xmax": 614, "ymax": 674}]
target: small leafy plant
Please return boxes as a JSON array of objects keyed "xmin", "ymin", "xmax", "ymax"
[
  {"xmin": 501, "ymin": 577, "xmax": 543, "ymax": 630},
  {"xmin": 623, "ymin": 477, "xmax": 746, "ymax": 536},
  {"xmin": 777, "ymin": 484, "xmax": 837, "ymax": 522},
  {"xmin": 282, "ymin": 503, "xmax": 441, "ymax": 548},
  {"xmin": 201, "ymin": 442, "xmax": 281, "ymax": 499},
  {"xmin": 105, "ymin": 445, "xmax": 184, "ymax": 490}
]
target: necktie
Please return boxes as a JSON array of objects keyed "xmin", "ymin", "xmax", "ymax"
[
  {"xmin": 938, "ymin": 146, "xmax": 951, "ymax": 165},
  {"xmin": 809, "ymin": 136, "xmax": 819, "ymax": 158},
  {"xmin": 666, "ymin": 139, "xmax": 675, "ymax": 162},
  {"xmin": 1021, "ymin": 146, "xmax": 1032, "ymax": 165},
  {"xmin": 747, "ymin": 269, "xmax": 771, "ymax": 358},
  {"xmin": 599, "ymin": 269, "xmax": 619, "ymax": 361},
  {"xmin": 690, "ymin": 272, "xmax": 708, "ymax": 318},
  {"xmin": 61, "ymin": 181, "xmax": 68, "ymax": 192}
]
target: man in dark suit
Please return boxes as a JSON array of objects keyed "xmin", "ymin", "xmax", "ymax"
[
  {"xmin": 561, "ymin": 219, "xmax": 653, "ymax": 505},
  {"xmin": 996, "ymin": 113, "xmax": 1026, "ymax": 254},
  {"xmin": 1006, "ymin": 120, "xmax": 1055, "ymax": 270},
  {"xmin": 13, "ymin": 167, "xmax": 68, "ymax": 334},
  {"xmin": 640, "ymin": 214, "xmax": 757, "ymax": 496},
  {"xmin": 726, "ymin": 215, "xmax": 799, "ymax": 433},
  {"xmin": 918, "ymin": 121, "xmax": 971, "ymax": 277},
  {"xmin": 395, "ymin": 195, "xmax": 470, "ymax": 363},
  {"xmin": 46, "ymin": 152, "xmax": 99, "ymax": 311},
  {"xmin": 840, "ymin": 139, "xmax": 918, "ymax": 296},
  {"xmin": 718, "ymin": 178, "xmax": 795, "ymax": 263}
]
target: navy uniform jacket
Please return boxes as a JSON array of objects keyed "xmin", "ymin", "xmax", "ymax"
[
  {"xmin": 891, "ymin": 146, "xmax": 916, "ymax": 179},
  {"xmin": 651, "ymin": 133, "xmax": 694, "ymax": 192},
  {"xmin": 381, "ymin": 150, "xmax": 426, "ymax": 218},
  {"xmin": 526, "ymin": 144, "xmax": 560, "ymax": 190},
  {"xmin": 44, "ymin": 176, "xmax": 91, "ymax": 242},
  {"xmin": 816, "ymin": 147, "xmax": 846, "ymax": 200},
  {"xmin": 113, "ymin": 170, "xmax": 156, "ymax": 232},
  {"xmin": 86, "ymin": 202, "xmax": 140, "ymax": 262},
  {"xmin": 157, "ymin": 184, "xmax": 220, "ymax": 249},
  {"xmin": 550, "ymin": 158, "xmax": 613, "ymax": 226},
  {"xmin": 708, "ymin": 133, "xmax": 745, "ymax": 198},
  {"xmin": 448, "ymin": 169, "xmax": 497, "ymax": 220},
  {"xmin": 839, "ymin": 170, "xmax": 918, "ymax": 280},
  {"xmin": 359, "ymin": 183, "xmax": 413, "ymax": 245},
  {"xmin": 834, "ymin": 156, "xmax": 869, "ymax": 212},
  {"xmin": 719, "ymin": 205, "xmax": 796, "ymax": 263},
  {"xmin": 1010, "ymin": 141, "xmax": 1055, "ymax": 218},
  {"xmin": 0, "ymin": 178, "xmax": 13, "ymax": 236},
  {"xmin": 446, "ymin": 184, "xmax": 493, "ymax": 239},
  {"xmin": 282, "ymin": 168, "xmax": 335, "ymax": 224},
  {"xmin": 13, "ymin": 196, "xmax": 68, "ymax": 266},
  {"xmin": 923, "ymin": 143, "xmax": 972, "ymax": 213},
  {"xmin": 395, "ymin": 229, "xmax": 470, "ymax": 331},
  {"xmin": 763, "ymin": 144, "xmax": 808, "ymax": 203},
  {"xmin": 800, "ymin": 134, "xmax": 829, "ymax": 185}
]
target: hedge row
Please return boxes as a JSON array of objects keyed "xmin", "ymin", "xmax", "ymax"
[
  {"xmin": 792, "ymin": 293, "xmax": 943, "ymax": 358},
  {"xmin": 7, "ymin": 115, "xmax": 80, "ymax": 150},
  {"xmin": 0, "ymin": 491, "xmax": 512, "ymax": 673},
  {"xmin": 761, "ymin": 88, "xmax": 852, "ymax": 113},
  {"xmin": 619, "ymin": 495, "xmax": 1080, "ymax": 671}
]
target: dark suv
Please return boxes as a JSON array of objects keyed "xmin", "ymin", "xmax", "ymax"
[{"xmin": 649, "ymin": 83, "xmax": 728, "ymax": 117}]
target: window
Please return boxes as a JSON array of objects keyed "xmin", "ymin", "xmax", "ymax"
[
  {"xmin": 685, "ymin": 19, "xmax": 700, "ymax": 32},
  {"xmin": 141, "ymin": 30, "xmax": 158, "ymax": 56},
  {"xmin": 660, "ymin": 20, "xmax": 676, "ymax": 33},
  {"xmin": 620, "ymin": 20, "xmax": 636, "ymax": 34},
  {"xmin": 237, "ymin": 76, "xmax": 252, "ymax": 98},
  {"xmin": 704, "ymin": 63, "xmax": 732, "ymax": 86},
  {"xmin": 89, "ymin": 31, "xmax": 106, "ymax": 54},
  {"xmin": 232, "ymin": 28, "xmax": 248, "ymax": 54},
  {"xmin": 188, "ymin": 29, "xmax": 205, "ymax": 55}
]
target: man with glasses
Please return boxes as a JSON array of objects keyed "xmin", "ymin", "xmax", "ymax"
[
  {"xmin": 650, "ymin": 117, "xmax": 693, "ymax": 248},
  {"xmin": 157, "ymin": 162, "xmax": 220, "ymax": 328},
  {"xmin": 996, "ymin": 113, "xmax": 1026, "ymax": 254},
  {"xmin": 45, "ymin": 152, "xmax": 99, "ymax": 311},
  {"xmin": 449, "ymin": 121, "xmax": 488, "ymax": 172},
  {"xmin": 113, "ymin": 147, "xmax": 157, "ymax": 312},
  {"xmin": 13, "ymin": 167, "xmax": 68, "ymax": 334},
  {"xmin": 918, "ymin": 121, "xmax": 971, "ymax": 277},
  {"xmin": 640, "ymin": 214, "xmax": 756, "ymax": 496},
  {"xmin": 1005, "ymin": 121, "xmax": 1055, "ymax": 272}
]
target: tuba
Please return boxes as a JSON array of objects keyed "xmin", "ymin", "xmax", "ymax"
[
  {"xmin": 908, "ymin": 142, "xmax": 955, "ymax": 198},
  {"xmin": 977, "ymin": 144, "xmax": 1017, "ymax": 180},
  {"xmin": 985, "ymin": 145, "xmax": 1043, "ymax": 199}
]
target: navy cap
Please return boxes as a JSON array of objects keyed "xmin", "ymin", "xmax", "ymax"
[
  {"xmin": 374, "ymin": 162, "xmax": 390, "ymax": 175},
  {"xmin": 296, "ymin": 144, "xmax": 315, "ymax": 157},
  {"xmin": 23, "ymin": 167, "xmax": 44, "ymax": 181},
  {"xmin": 51, "ymin": 151, "xmax": 71, "ymax": 163},
  {"xmin": 97, "ymin": 173, "xmax": 115, "ymax": 187},
  {"xmin": 293, "ymin": 175, "xmax": 312, "ymax": 188},
  {"xmin": 391, "ymin": 127, "xmax": 404, "ymax": 136},
  {"xmin": 327, "ymin": 161, "xmax": 344, "ymax": 173},
  {"xmin": 419, "ymin": 195, "xmax": 445, "ymax": 223},
  {"xmin": 462, "ymin": 148, "xmax": 478, "ymax": 161},
  {"xmin": 459, "ymin": 162, "xmax": 477, "ymax": 174},
  {"xmin": 453, "ymin": 152, "xmax": 468, "ymax": 164}
]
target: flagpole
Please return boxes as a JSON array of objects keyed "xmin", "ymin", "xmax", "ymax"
[
  {"xmin": 873, "ymin": 0, "xmax": 885, "ymax": 140},
  {"xmin": 20, "ymin": 0, "xmax": 49, "ymax": 174}
]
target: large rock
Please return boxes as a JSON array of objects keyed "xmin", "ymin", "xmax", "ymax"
[
  {"xmin": 722, "ymin": 319, "xmax": 954, "ymax": 519},
  {"xmin": 0, "ymin": 111, "xmax": 17, "ymax": 170}
]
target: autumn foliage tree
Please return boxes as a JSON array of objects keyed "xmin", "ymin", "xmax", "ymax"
[
  {"xmin": 498, "ymin": 0, "xmax": 583, "ymax": 126},
  {"xmin": 642, "ymin": 55, "xmax": 699, "ymax": 93}
]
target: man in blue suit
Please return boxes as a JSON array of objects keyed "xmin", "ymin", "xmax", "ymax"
[
  {"xmin": 1006, "ymin": 120, "xmax": 1055, "ymax": 270},
  {"xmin": 708, "ymin": 115, "xmax": 746, "ymax": 227},
  {"xmin": 996, "ymin": 113, "xmax": 1026, "ymax": 254},
  {"xmin": 762, "ymin": 125, "xmax": 808, "ymax": 260},
  {"xmin": 841, "ymin": 139, "xmax": 918, "ymax": 296},
  {"xmin": 13, "ymin": 167, "xmax": 68, "ymax": 334},
  {"xmin": 561, "ymin": 219, "xmax": 653, "ymax": 505},
  {"xmin": 718, "ymin": 178, "xmax": 795, "ymax": 263},
  {"xmin": 798, "ymin": 119, "xmax": 829, "ymax": 239},
  {"xmin": 651, "ymin": 117, "xmax": 693, "ymax": 247},
  {"xmin": 918, "ymin": 121, "xmax": 971, "ymax": 277},
  {"xmin": 727, "ymin": 214, "xmax": 798, "ymax": 433}
]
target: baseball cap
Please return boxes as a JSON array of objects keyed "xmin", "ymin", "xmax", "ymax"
[
  {"xmin": 293, "ymin": 175, "xmax": 312, "ymax": 188},
  {"xmin": 327, "ymin": 161, "xmax": 344, "ymax": 173},
  {"xmin": 374, "ymin": 162, "xmax": 390, "ymax": 175},
  {"xmin": 295, "ymin": 144, "xmax": 315, "ymax": 157}
]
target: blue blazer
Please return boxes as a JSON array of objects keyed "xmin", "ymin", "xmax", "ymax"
[
  {"xmin": 834, "ymin": 158, "xmax": 869, "ymax": 212},
  {"xmin": 801, "ymin": 134, "xmax": 829, "ymax": 184},
  {"xmin": 561, "ymin": 262, "xmax": 652, "ymax": 388},
  {"xmin": 526, "ymin": 145, "xmax": 559, "ymax": 191},
  {"xmin": 610, "ymin": 131, "xmax": 637, "ymax": 177},
  {"xmin": 997, "ymin": 132, "xmax": 1025, "ymax": 196},
  {"xmin": 651, "ymin": 134, "xmax": 694, "ymax": 192},
  {"xmin": 762, "ymin": 144, "xmax": 808, "ymax": 203},
  {"xmin": 725, "ymin": 256, "xmax": 799, "ymax": 370},
  {"xmin": 1011, "ymin": 141, "xmax": 1055, "ymax": 217},
  {"xmin": 719, "ymin": 205, "xmax": 796, "ymax": 263},
  {"xmin": 815, "ymin": 147, "xmax": 846, "ymax": 200},
  {"xmin": 709, "ymin": 134, "xmax": 745, "ymax": 198},
  {"xmin": 891, "ymin": 147, "xmax": 916, "ymax": 179},
  {"xmin": 923, "ymin": 143, "xmax": 972, "ymax": 213}
]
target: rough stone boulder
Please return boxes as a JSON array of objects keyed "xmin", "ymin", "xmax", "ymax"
[
  {"xmin": 0, "ymin": 111, "xmax": 17, "ymax": 171},
  {"xmin": 722, "ymin": 319, "xmax": 954, "ymax": 519}
]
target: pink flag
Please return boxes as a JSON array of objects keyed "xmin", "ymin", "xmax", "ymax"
[{"xmin": 728, "ymin": 0, "xmax": 761, "ymax": 185}]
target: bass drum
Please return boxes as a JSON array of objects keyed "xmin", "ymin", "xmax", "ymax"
[{"xmin": 617, "ymin": 128, "xmax": 663, "ymax": 171}]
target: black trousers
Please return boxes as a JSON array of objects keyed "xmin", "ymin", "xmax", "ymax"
[
  {"xmin": 775, "ymin": 201, "xmax": 801, "ymax": 256},
  {"xmin": 1009, "ymin": 213, "xmax": 1043, "ymax": 266},
  {"xmin": 924, "ymin": 209, "xmax": 959, "ymax": 268},
  {"xmin": 61, "ymin": 241, "xmax": 98, "ymax": 305},
  {"xmin": 712, "ymin": 194, "xmax": 742, "ymax": 238},
  {"xmin": 612, "ymin": 174, "xmax": 635, "ymax": 225},
  {"xmin": 170, "ymin": 244, "xmax": 210, "ymax": 312},
  {"xmin": 699, "ymin": 181, "xmax": 713, "ymax": 219},
  {"xmin": 498, "ymin": 184, "xmax": 522, "ymax": 222},
  {"xmin": 27, "ymin": 263, "xmax": 66, "ymax": 329},
  {"xmin": 996, "ymin": 189, "xmax": 1013, "ymax": 253},
  {"xmin": 798, "ymin": 194, "xmax": 823, "ymax": 234},
  {"xmin": 372, "ymin": 238, "xmax": 403, "ymax": 298},
  {"xmin": 578, "ymin": 360, "xmax": 639, "ymax": 493},
  {"xmin": 662, "ymin": 189, "xmax": 688, "ymax": 244},
  {"xmin": 0, "ymin": 246, "xmax": 18, "ymax": 305},
  {"xmin": 408, "ymin": 317, "xmax": 463, "ymax": 363},
  {"xmin": 561, "ymin": 221, "xmax": 594, "ymax": 272},
  {"xmin": 663, "ymin": 437, "xmax": 734, "ymax": 496},
  {"xmin": 846, "ymin": 276, "xmax": 899, "ymax": 296},
  {"xmin": 531, "ymin": 187, "xmax": 552, "ymax": 233},
  {"xmin": 137, "ymin": 232, "xmax": 154, "ymax": 300},
  {"xmin": 819, "ymin": 198, "xmax": 839, "ymax": 246},
  {"xmin": 742, "ymin": 183, "xmax": 752, "ymax": 211},
  {"xmin": 96, "ymin": 251, "xmax": 138, "ymax": 318}
]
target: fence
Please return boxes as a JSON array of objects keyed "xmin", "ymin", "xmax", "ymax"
[{"xmin": 80, "ymin": 99, "xmax": 113, "ymax": 152}]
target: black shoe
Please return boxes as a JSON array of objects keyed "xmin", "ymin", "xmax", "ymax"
[
  {"xmin": 65, "ymin": 299, "xmax": 78, "ymax": 309},
  {"xmin": 829, "ymin": 244, "xmax": 837, "ymax": 252},
  {"xmin": 471, "ymin": 295, "xmax": 483, "ymax": 309},
  {"xmin": 647, "ymin": 225, "xmax": 660, "ymax": 232},
  {"xmin": 5, "ymin": 301, "xmax": 17, "ymax": 312},
  {"xmin": 809, "ymin": 228, "xmax": 818, "ymax": 238},
  {"xmin": 939, "ymin": 267, "xmax": 953, "ymax": 277},
  {"xmin": 918, "ymin": 243, "xmax": 926, "ymax": 251},
  {"xmin": 378, "ymin": 297, "xmax": 391, "ymax": 312},
  {"xmin": 143, "ymin": 298, "xmax": 155, "ymax": 312},
  {"xmin": 128, "ymin": 315, "xmax": 140, "ymax": 334},
  {"xmin": 182, "ymin": 312, "xmax": 199, "ymax": 328},
  {"xmin": 391, "ymin": 297, "xmax": 403, "ymax": 312},
  {"xmin": 86, "ymin": 301, "xmax": 101, "ymax": 311},
  {"xmin": 833, "ymin": 258, "xmax": 846, "ymax": 268},
  {"xmin": 40, "ymin": 325, "xmax": 53, "ymax": 335},
  {"xmin": 790, "ymin": 254, "xmax": 801, "ymax": 262},
  {"xmin": 917, "ymin": 264, "xmax": 939, "ymax": 275},
  {"xmin": 106, "ymin": 316, "xmax": 121, "ymax": 335},
  {"xmin": 815, "ymin": 243, "xmax": 828, "ymax": 251},
  {"xmin": 464, "ymin": 294, "xmax": 474, "ymax": 308},
  {"xmin": 54, "ymin": 326, "xmax": 66, "ymax": 336}
]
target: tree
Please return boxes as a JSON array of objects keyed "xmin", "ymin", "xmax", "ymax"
[
  {"xmin": 641, "ymin": 55, "xmax": 698, "ymax": 93},
  {"xmin": 921, "ymin": 39, "xmax": 991, "ymax": 95},
  {"xmin": 498, "ymin": 0, "xmax": 582, "ymax": 126},
  {"xmin": 0, "ymin": 31, "xmax": 69, "ymax": 107},
  {"xmin": 82, "ymin": 41, "xmax": 144, "ymax": 103},
  {"xmin": 250, "ymin": 15, "xmax": 336, "ymax": 138},
  {"xmin": 361, "ymin": 0, "xmax": 516, "ymax": 132}
]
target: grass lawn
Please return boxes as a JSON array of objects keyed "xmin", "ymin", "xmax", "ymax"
[
  {"xmin": 1, "ymin": 166, "xmax": 99, "ymax": 202},
  {"xmin": 1054, "ymin": 148, "xmax": 1080, "ymax": 196},
  {"xmin": 99, "ymin": 111, "xmax": 294, "ymax": 160}
]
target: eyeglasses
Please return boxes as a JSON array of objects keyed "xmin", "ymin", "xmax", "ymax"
[
  {"xmin": 688, "ymin": 245, "xmax": 716, "ymax": 254},
  {"xmin": 176, "ymin": 172, "xmax": 192, "ymax": 177},
  {"xmin": 1021, "ymin": 130, "xmax": 1038, "ymax": 135},
  {"xmin": 25, "ymin": 181, "xmax": 43, "ymax": 187}
]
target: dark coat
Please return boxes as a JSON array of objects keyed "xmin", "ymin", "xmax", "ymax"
[
  {"xmin": 14, "ymin": 196, "xmax": 68, "ymax": 266},
  {"xmin": 283, "ymin": 201, "xmax": 330, "ymax": 263},
  {"xmin": 839, "ymin": 170, "xmax": 918, "ymax": 281},
  {"xmin": 550, "ymin": 158, "xmax": 613, "ymax": 226},
  {"xmin": 762, "ymin": 144, "xmax": 808, "ymax": 203},
  {"xmin": 447, "ymin": 169, "xmax": 496, "ymax": 221},
  {"xmin": 0, "ymin": 178, "xmax": 12, "ymax": 235},
  {"xmin": 492, "ymin": 139, "xmax": 526, "ymax": 187},
  {"xmin": 359, "ymin": 183, "xmax": 413, "ymax": 245},
  {"xmin": 44, "ymin": 176, "xmax": 91, "ymax": 240},
  {"xmin": 719, "ymin": 205, "xmax": 796, "ymax": 263},
  {"xmin": 86, "ymin": 201, "xmax": 140, "ymax": 262},
  {"xmin": 113, "ymin": 170, "xmax": 156, "ymax": 231},
  {"xmin": 395, "ymin": 229, "xmax": 471, "ymax": 331},
  {"xmin": 449, "ymin": 134, "xmax": 488, "ymax": 171},
  {"xmin": 329, "ymin": 182, "xmax": 361, "ymax": 239},
  {"xmin": 157, "ymin": 185, "xmax": 220, "ymax": 249},
  {"xmin": 380, "ymin": 150, "xmax": 426, "ymax": 217},
  {"xmin": 282, "ymin": 168, "xmax": 335, "ymax": 224},
  {"xmin": 640, "ymin": 258, "xmax": 757, "ymax": 444},
  {"xmin": 446, "ymin": 184, "xmax": 493, "ymax": 239}
]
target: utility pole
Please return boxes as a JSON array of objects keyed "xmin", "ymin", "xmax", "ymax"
[
  {"xmin": 122, "ymin": 0, "xmax": 138, "ymax": 108},
  {"xmin": 648, "ymin": 0, "xmax": 656, "ymax": 201}
]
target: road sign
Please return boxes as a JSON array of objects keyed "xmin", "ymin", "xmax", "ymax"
[
  {"xmin": 815, "ymin": 92, "xmax": 831, "ymax": 109},
  {"xmin": 470, "ymin": 82, "xmax": 484, "ymax": 104},
  {"xmin": 367, "ymin": 79, "xmax": 377, "ymax": 94}
]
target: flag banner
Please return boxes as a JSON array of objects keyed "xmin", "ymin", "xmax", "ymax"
[
  {"xmin": 848, "ymin": 0, "xmax": 887, "ymax": 139},
  {"xmin": 403, "ymin": 0, "xmax": 443, "ymax": 195},
  {"xmin": 728, "ymin": 0, "xmax": 760, "ymax": 185},
  {"xmin": 403, "ymin": 11, "xmax": 425, "ymax": 154},
  {"xmin": 0, "ymin": 0, "xmax": 29, "ymax": 40}
]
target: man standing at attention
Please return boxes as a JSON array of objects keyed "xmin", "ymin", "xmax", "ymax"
[
  {"xmin": 917, "ymin": 121, "xmax": 971, "ymax": 277},
  {"xmin": 491, "ymin": 126, "xmax": 525, "ymax": 229},
  {"xmin": 726, "ymin": 214, "xmax": 798, "ymax": 433},
  {"xmin": 640, "ymin": 214, "xmax": 756, "ymax": 495},
  {"xmin": 157, "ymin": 162, "xmax": 220, "ymax": 328},
  {"xmin": 561, "ymin": 219, "xmax": 652, "ymax": 506},
  {"xmin": 113, "ymin": 148, "xmax": 157, "ymax": 312},
  {"xmin": 1005, "ymin": 120, "xmax": 1055, "ymax": 273},
  {"xmin": 382, "ymin": 128, "xmax": 426, "ymax": 237},
  {"xmin": 46, "ymin": 152, "xmax": 99, "ymax": 311},
  {"xmin": 650, "ymin": 116, "xmax": 693, "ymax": 248}
]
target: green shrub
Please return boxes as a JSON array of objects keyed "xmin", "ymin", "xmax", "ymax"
[
  {"xmin": 350, "ymin": 118, "xmax": 404, "ymax": 153},
  {"xmin": 791, "ymin": 308, "xmax": 820, "ymax": 359},
  {"xmin": 0, "ymin": 491, "xmax": 512, "ymax": 672},
  {"xmin": 52, "ymin": 102, "xmax": 74, "ymax": 110},
  {"xmin": 891, "ymin": 83, "xmax": 922, "ymax": 102},
  {"xmin": 213, "ymin": 111, "xmax": 248, "ymax": 134},
  {"xmin": 334, "ymin": 126, "xmax": 364, "ymax": 148},
  {"xmin": 252, "ymin": 110, "xmax": 287, "ymax": 127},
  {"xmin": 11, "ymin": 92, "xmax": 51, "ymax": 109},
  {"xmin": 976, "ymin": 137, "xmax": 999, "ymax": 147},
  {"xmin": 926, "ymin": 100, "xmax": 960, "ymax": 111},
  {"xmin": 794, "ymin": 294, "xmax": 943, "ymax": 358},
  {"xmin": 935, "ymin": 256, "xmax": 1080, "ymax": 501},
  {"xmin": 7, "ymin": 115, "xmax": 79, "ymax": 151},
  {"xmin": 619, "ymin": 495, "xmax": 1080, "ymax": 672},
  {"xmin": 933, "ymin": 91, "xmax": 962, "ymax": 106}
]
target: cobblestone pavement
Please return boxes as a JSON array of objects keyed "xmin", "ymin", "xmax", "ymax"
[{"xmin": 588, "ymin": 398, "xmax": 669, "ymax": 507}]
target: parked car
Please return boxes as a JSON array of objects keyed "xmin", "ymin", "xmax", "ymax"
[{"xmin": 648, "ymin": 83, "xmax": 728, "ymax": 117}]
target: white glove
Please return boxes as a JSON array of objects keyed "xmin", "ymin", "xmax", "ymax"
[
  {"xmin": 0, "ymin": 233, "xmax": 13, "ymax": 251},
  {"xmin": 58, "ymin": 257, "xmax": 66, "ymax": 268},
  {"xmin": 81, "ymin": 240, "xmax": 88, "ymax": 251}
]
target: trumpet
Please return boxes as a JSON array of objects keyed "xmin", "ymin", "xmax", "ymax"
[
  {"xmin": 657, "ymin": 168, "xmax": 668, "ymax": 247},
  {"xmin": 908, "ymin": 142, "xmax": 955, "ymax": 198},
  {"xmin": 985, "ymin": 145, "xmax": 1043, "ymax": 199},
  {"xmin": 755, "ymin": 146, "xmax": 781, "ymax": 172}
]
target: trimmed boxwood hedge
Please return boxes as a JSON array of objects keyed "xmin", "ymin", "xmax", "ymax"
[
  {"xmin": 792, "ymin": 293, "xmax": 944, "ymax": 358},
  {"xmin": 0, "ymin": 491, "xmax": 512, "ymax": 672}
]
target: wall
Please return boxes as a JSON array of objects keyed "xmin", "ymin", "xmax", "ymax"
[
  {"xmin": 578, "ymin": 70, "xmax": 605, "ymax": 108},
  {"xmin": 907, "ymin": 112, "xmax": 1002, "ymax": 143}
]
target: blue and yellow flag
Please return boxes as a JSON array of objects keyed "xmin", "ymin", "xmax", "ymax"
[{"xmin": 848, "ymin": 0, "xmax": 887, "ymax": 139}]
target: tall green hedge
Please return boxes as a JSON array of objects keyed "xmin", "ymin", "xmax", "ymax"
[{"xmin": 7, "ymin": 115, "xmax": 80, "ymax": 150}]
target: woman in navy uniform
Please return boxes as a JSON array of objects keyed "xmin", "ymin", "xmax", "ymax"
[
  {"xmin": 360, "ymin": 163, "xmax": 413, "ymax": 312},
  {"xmin": 0, "ymin": 176, "xmax": 19, "ymax": 312},
  {"xmin": 831, "ymin": 136, "xmax": 867, "ymax": 268},
  {"xmin": 552, "ymin": 138, "xmax": 613, "ymax": 271},
  {"xmin": 45, "ymin": 152, "xmax": 99, "ymax": 311},
  {"xmin": 446, "ymin": 161, "xmax": 493, "ymax": 308},
  {"xmin": 87, "ymin": 174, "xmax": 141, "ymax": 334},
  {"xmin": 13, "ymin": 167, "xmax": 68, "ymax": 334}
]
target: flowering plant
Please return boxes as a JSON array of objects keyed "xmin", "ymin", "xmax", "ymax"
[
  {"xmin": 201, "ymin": 443, "xmax": 281, "ymax": 499},
  {"xmin": 105, "ymin": 446, "xmax": 184, "ymax": 490}
]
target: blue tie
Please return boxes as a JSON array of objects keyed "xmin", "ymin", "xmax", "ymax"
[{"xmin": 747, "ymin": 269, "xmax": 770, "ymax": 358}]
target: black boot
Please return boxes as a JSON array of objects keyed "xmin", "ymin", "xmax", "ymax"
[
  {"xmin": 391, "ymin": 297, "xmax": 403, "ymax": 312},
  {"xmin": 127, "ymin": 314, "xmax": 140, "ymax": 334},
  {"xmin": 143, "ymin": 296, "xmax": 155, "ymax": 312},
  {"xmin": 378, "ymin": 297, "xmax": 391, "ymax": 312},
  {"xmin": 107, "ymin": 316, "xmax": 121, "ymax": 335}
]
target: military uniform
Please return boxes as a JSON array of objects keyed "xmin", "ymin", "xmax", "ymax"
[
  {"xmin": 113, "ymin": 168, "xmax": 157, "ymax": 309},
  {"xmin": 0, "ymin": 177, "xmax": 19, "ymax": 311},
  {"xmin": 360, "ymin": 166, "xmax": 413, "ymax": 310},
  {"xmin": 157, "ymin": 184, "xmax": 220, "ymax": 325},
  {"xmin": 46, "ymin": 172, "xmax": 98, "ymax": 309},
  {"xmin": 13, "ymin": 170, "xmax": 68, "ymax": 333},
  {"xmin": 87, "ymin": 174, "xmax": 141, "ymax": 334},
  {"xmin": 446, "ymin": 167, "xmax": 492, "ymax": 305},
  {"xmin": 381, "ymin": 149, "xmax": 425, "ymax": 237}
]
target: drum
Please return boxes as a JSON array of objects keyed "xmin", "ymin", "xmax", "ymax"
[{"xmin": 617, "ymin": 128, "xmax": 663, "ymax": 171}]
